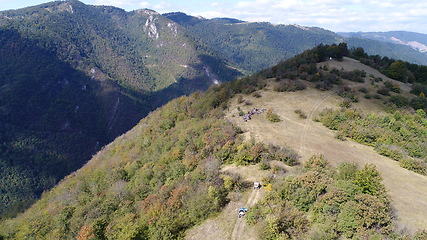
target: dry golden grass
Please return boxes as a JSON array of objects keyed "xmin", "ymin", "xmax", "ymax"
[
  {"xmin": 225, "ymin": 58, "xmax": 427, "ymax": 233},
  {"xmin": 185, "ymin": 58, "xmax": 426, "ymax": 239}
]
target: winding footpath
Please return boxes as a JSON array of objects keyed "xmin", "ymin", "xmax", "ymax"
[{"xmin": 231, "ymin": 187, "xmax": 262, "ymax": 240}]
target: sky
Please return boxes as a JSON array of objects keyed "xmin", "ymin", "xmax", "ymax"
[{"xmin": 1, "ymin": 0, "xmax": 426, "ymax": 34}]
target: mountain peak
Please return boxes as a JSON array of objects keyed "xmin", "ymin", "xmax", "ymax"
[
  {"xmin": 45, "ymin": 1, "xmax": 75, "ymax": 14},
  {"xmin": 134, "ymin": 8, "xmax": 159, "ymax": 16},
  {"xmin": 338, "ymin": 31, "xmax": 427, "ymax": 55}
]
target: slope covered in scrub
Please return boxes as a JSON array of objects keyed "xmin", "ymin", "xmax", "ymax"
[{"xmin": 2, "ymin": 44, "xmax": 427, "ymax": 239}]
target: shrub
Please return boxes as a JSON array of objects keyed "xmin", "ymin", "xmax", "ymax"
[
  {"xmin": 259, "ymin": 160, "xmax": 270, "ymax": 170},
  {"xmin": 353, "ymin": 164, "xmax": 385, "ymax": 196},
  {"xmin": 373, "ymin": 94, "xmax": 382, "ymax": 99},
  {"xmin": 389, "ymin": 95, "xmax": 408, "ymax": 107},
  {"xmin": 273, "ymin": 79, "xmax": 306, "ymax": 92},
  {"xmin": 336, "ymin": 162, "xmax": 358, "ymax": 180},
  {"xmin": 374, "ymin": 144, "xmax": 404, "ymax": 161},
  {"xmin": 319, "ymin": 107, "xmax": 427, "ymax": 175},
  {"xmin": 384, "ymin": 81, "xmax": 401, "ymax": 93},
  {"xmin": 304, "ymin": 154, "xmax": 329, "ymax": 170},
  {"xmin": 377, "ymin": 87, "xmax": 390, "ymax": 96},
  {"xmin": 266, "ymin": 109, "xmax": 281, "ymax": 122},
  {"xmin": 315, "ymin": 81, "xmax": 332, "ymax": 90},
  {"xmin": 268, "ymin": 144, "xmax": 300, "ymax": 166},
  {"xmin": 391, "ymin": 83, "xmax": 401, "ymax": 93},
  {"xmin": 375, "ymin": 77, "xmax": 383, "ymax": 82},
  {"xmin": 340, "ymin": 69, "xmax": 366, "ymax": 82},
  {"xmin": 410, "ymin": 96, "xmax": 427, "ymax": 111},
  {"xmin": 339, "ymin": 100, "xmax": 351, "ymax": 109},
  {"xmin": 358, "ymin": 87, "xmax": 368, "ymax": 93},
  {"xmin": 246, "ymin": 153, "xmax": 396, "ymax": 239},
  {"xmin": 414, "ymin": 230, "xmax": 427, "ymax": 240},
  {"xmin": 321, "ymin": 64, "xmax": 329, "ymax": 71},
  {"xmin": 252, "ymin": 92, "xmax": 262, "ymax": 98},
  {"xmin": 416, "ymin": 109, "xmax": 426, "ymax": 118},
  {"xmin": 335, "ymin": 132, "xmax": 346, "ymax": 141},
  {"xmin": 411, "ymin": 83, "xmax": 427, "ymax": 96},
  {"xmin": 399, "ymin": 158, "xmax": 427, "ymax": 175},
  {"xmin": 294, "ymin": 109, "xmax": 307, "ymax": 119},
  {"xmin": 338, "ymin": 87, "xmax": 359, "ymax": 102},
  {"xmin": 337, "ymin": 200, "xmax": 360, "ymax": 237},
  {"xmin": 272, "ymin": 165, "xmax": 287, "ymax": 175},
  {"xmin": 237, "ymin": 95, "xmax": 244, "ymax": 104},
  {"xmin": 384, "ymin": 81, "xmax": 393, "ymax": 89}
]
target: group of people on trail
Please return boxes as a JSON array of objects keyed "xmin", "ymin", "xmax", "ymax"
[{"xmin": 243, "ymin": 108, "xmax": 266, "ymax": 122}]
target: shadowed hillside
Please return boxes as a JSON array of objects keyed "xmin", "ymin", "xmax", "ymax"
[
  {"xmin": 0, "ymin": 0, "xmax": 241, "ymax": 217},
  {"xmin": 0, "ymin": 28, "xmax": 152, "ymax": 218}
]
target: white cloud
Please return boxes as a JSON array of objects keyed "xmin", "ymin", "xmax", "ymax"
[
  {"xmin": 194, "ymin": 0, "xmax": 427, "ymax": 33},
  {"xmin": 195, "ymin": 10, "xmax": 228, "ymax": 19},
  {"xmin": 138, "ymin": 2, "xmax": 151, "ymax": 8},
  {"xmin": 93, "ymin": 0, "xmax": 146, "ymax": 10},
  {"xmin": 153, "ymin": 1, "xmax": 171, "ymax": 10}
]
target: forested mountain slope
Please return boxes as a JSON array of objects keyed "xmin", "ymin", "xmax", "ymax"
[
  {"xmin": 0, "ymin": 0, "xmax": 240, "ymax": 218},
  {"xmin": 0, "ymin": 0, "xmax": 239, "ymax": 92},
  {"xmin": 345, "ymin": 37, "xmax": 427, "ymax": 65},
  {"xmin": 164, "ymin": 12, "xmax": 341, "ymax": 73},
  {"xmin": 165, "ymin": 12, "xmax": 427, "ymax": 70},
  {"xmin": 0, "ymin": 28, "xmax": 148, "ymax": 218},
  {"xmin": 340, "ymin": 31, "xmax": 427, "ymax": 53}
]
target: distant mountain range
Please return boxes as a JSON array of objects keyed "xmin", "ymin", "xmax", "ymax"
[
  {"xmin": 340, "ymin": 31, "xmax": 427, "ymax": 53},
  {"xmin": 1, "ymin": 0, "xmax": 427, "ymax": 218},
  {"xmin": 163, "ymin": 12, "xmax": 427, "ymax": 67}
]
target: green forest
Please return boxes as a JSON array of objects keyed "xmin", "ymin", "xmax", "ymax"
[
  {"xmin": 164, "ymin": 12, "xmax": 427, "ymax": 70},
  {"xmin": 320, "ymin": 108, "xmax": 427, "ymax": 175},
  {"xmin": 0, "ymin": 0, "xmax": 241, "ymax": 218}
]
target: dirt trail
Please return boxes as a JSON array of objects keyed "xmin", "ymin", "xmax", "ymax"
[
  {"xmin": 184, "ymin": 165, "xmax": 267, "ymax": 240},
  {"xmin": 231, "ymin": 187, "xmax": 262, "ymax": 240},
  {"xmin": 226, "ymin": 88, "xmax": 427, "ymax": 233},
  {"xmin": 299, "ymin": 92, "xmax": 333, "ymax": 155}
]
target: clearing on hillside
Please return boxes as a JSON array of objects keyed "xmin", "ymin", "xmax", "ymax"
[
  {"xmin": 185, "ymin": 57, "xmax": 426, "ymax": 239},
  {"xmin": 184, "ymin": 164, "xmax": 270, "ymax": 240},
  {"xmin": 224, "ymin": 58, "xmax": 427, "ymax": 234}
]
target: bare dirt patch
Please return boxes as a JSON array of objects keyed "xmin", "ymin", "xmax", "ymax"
[
  {"xmin": 183, "ymin": 197, "xmax": 241, "ymax": 240},
  {"xmin": 231, "ymin": 187, "xmax": 263, "ymax": 240},
  {"xmin": 226, "ymin": 87, "xmax": 427, "ymax": 233}
]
